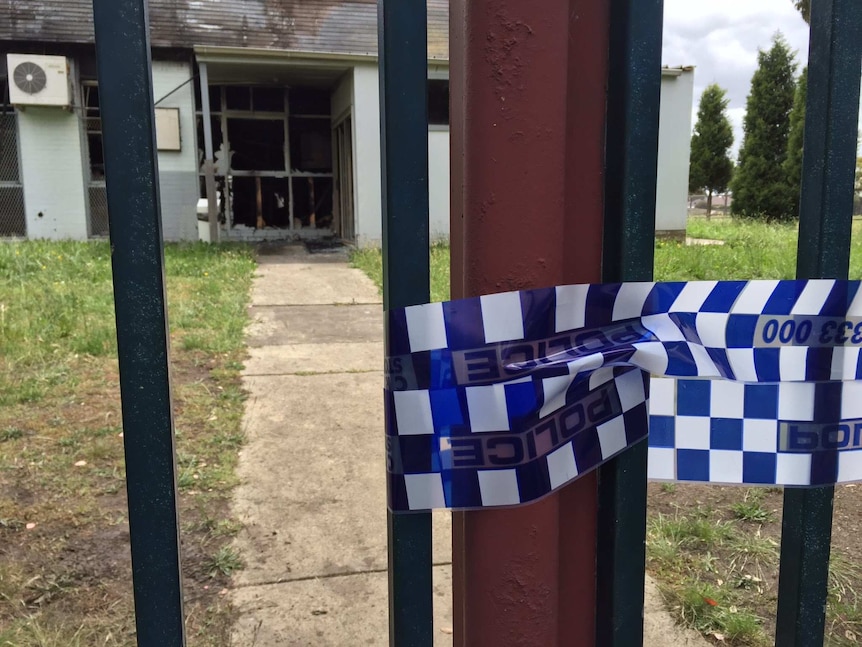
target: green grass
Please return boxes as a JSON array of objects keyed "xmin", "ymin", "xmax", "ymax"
[
  {"xmin": 0, "ymin": 428, "xmax": 23, "ymax": 442},
  {"xmin": 206, "ymin": 545, "xmax": 243, "ymax": 578},
  {"xmin": 648, "ymin": 510, "xmax": 775, "ymax": 646},
  {"xmin": 656, "ymin": 219, "xmax": 798, "ymax": 281},
  {"xmin": 667, "ymin": 579, "xmax": 766, "ymax": 645},
  {"xmin": 350, "ymin": 242, "xmax": 451, "ymax": 303},
  {"xmin": 351, "ymin": 218, "xmax": 862, "ymax": 303},
  {"xmin": 730, "ymin": 490, "xmax": 775, "ymax": 524},
  {"xmin": 0, "ymin": 241, "xmax": 255, "ymax": 404},
  {"xmin": 0, "ymin": 240, "xmax": 256, "ymax": 646},
  {"xmin": 350, "ymin": 216, "xmax": 862, "ymax": 646},
  {"xmin": 827, "ymin": 552, "xmax": 862, "ymax": 645}
]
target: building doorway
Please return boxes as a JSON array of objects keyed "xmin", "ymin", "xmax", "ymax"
[
  {"xmin": 333, "ymin": 116, "xmax": 354, "ymax": 241},
  {"xmin": 195, "ymin": 83, "xmax": 335, "ymax": 236}
]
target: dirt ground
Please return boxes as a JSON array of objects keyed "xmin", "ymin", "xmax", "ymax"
[
  {"xmin": 0, "ymin": 350, "xmax": 241, "ymax": 646},
  {"xmin": 648, "ymin": 482, "xmax": 862, "ymax": 645}
]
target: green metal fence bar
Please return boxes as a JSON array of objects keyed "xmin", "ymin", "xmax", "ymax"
[
  {"xmin": 378, "ymin": 1, "xmax": 433, "ymax": 645},
  {"xmin": 91, "ymin": 0, "xmax": 186, "ymax": 645},
  {"xmin": 596, "ymin": 0, "xmax": 664, "ymax": 644},
  {"xmin": 776, "ymin": 1, "xmax": 862, "ymax": 645}
]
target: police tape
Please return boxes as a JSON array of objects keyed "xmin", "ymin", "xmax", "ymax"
[{"xmin": 385, "ymin": 279, "xmax": 862, "ymax": 511}]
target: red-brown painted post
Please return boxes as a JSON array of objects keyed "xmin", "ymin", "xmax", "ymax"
[{"xmin": 450, "ymin": 1, "xmax": 611, "ymax": 644}]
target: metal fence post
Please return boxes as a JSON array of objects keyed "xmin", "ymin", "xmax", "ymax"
[
  {"xmin": 378, "ymin": 2, "xmax": 434, "ymax": 645},
  {"xmin": 91, "ymin": 0, "xmax": 186, "ymax": 645},
  {"xmin": 596, "ymin": 1, "xmax": 664, "ymax": 644},
  {"xmin": 776, "ymin": 1, "xmax": 862, "ymax": 645},
  {"xmin": 450, "ymin": 1, "xmax": 614, "ymax": 643}
]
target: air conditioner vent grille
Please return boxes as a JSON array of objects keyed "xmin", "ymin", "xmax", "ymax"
[{"xmin": 13, "ymin": 62, "xmax": 48, "ymax": 95}]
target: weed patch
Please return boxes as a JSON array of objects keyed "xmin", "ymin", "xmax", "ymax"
[
  {"xmin": 350, "ymin": 217, "xmax": 862, "ymax": 646},
  {"xmin": 731, "ymin": 490, "xmax": 776, "ymax": 524},
  {"xmin": 206, "ymin": 546, "xmax": 243, "ymax": 578},
  {"xmin": 0, "ymin": 241, "xmax": 255, "ymax": 646}
]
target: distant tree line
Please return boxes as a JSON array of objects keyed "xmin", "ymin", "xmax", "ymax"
[
  {"xmin": 688, "ymin": 1, "xmax": 860, "ymax": 222},
  {"xmin": 688, "ymin": 33, "xmax": 805, "ymax": 221},
  {"xmin": 856, "ymin": 157, "xmax": 862, "ymax": 215}
]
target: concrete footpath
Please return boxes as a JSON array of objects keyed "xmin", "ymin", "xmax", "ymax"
[{"xmin": 227, "ymin": 245, "xmax": 708, "ymax": 646}]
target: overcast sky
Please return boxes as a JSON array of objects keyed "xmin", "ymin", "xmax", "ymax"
[{"xmin": 662, "ymin": 0, "xmax": 812, "ymax": 157}]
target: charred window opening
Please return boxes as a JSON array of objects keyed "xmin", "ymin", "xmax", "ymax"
[
  {"xmin": 228, "ymin": 118, "xmax": 285, "ymax": 171},
  {"xmin": 428, "ymin": 79, "xmax": 449, "ymax": 126},
  {"xmin": 290, "ymin": 89, "xmax": 329, "ymax": 115},
  {"xmin": 83, "ymin": 84, "xmax": 105, "ymax": 181},
  {"xmin": 253, "ymin": 87, "xmax": 285, "ymax": 112},
  {"xmin": 195, "ymin": 114, "xmax": 224, "ymax": 170},
  {"xmin": 231, "ymin": 177, "xmax": 290, "ymax": 228},
  {"xmin": 225, "ymin": 85, "xmax": 250, "ymax": 111},
  {"xmin": 82, "ymin": 82, "xmax": 109, "ymax": 237},
  {"xmin": 289, "ymin": 117, "xmax": 331, "ymax": 172},
  {"xmin": 292, "ymin": 177, "xmax": 333, "ymax": 229},
  {"xmin": 195, "ymin": 81, "xmax": 335, "ymax": 232}
]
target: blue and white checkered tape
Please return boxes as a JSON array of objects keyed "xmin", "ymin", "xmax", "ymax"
[{"xmin": 385, "ymin": 280, "xmax": 862, "ymax": 511}]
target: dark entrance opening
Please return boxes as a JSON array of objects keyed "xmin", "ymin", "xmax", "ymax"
[
  {"xmin": 195, "ymin": 83, "xmax": 339, "ymax": 233},
  {"xmin": 230, "ymin": 177, "xmax": 290, "ymax": 229},
  {"xmin": 227, "ymin": 119, "xmax": 284, "ymax": 172},
  {"xmin": 291, "ymin": 176, "xmax": 334, "ymax": 229}
]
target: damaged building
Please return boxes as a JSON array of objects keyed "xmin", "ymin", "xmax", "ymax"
[
  {"xmin": 0, "ymin": 0, "xmax": 451, "ymax": 244},
  {"xmin": 0, "ymin": 1, "xmax": 694, "ymax": 244}
]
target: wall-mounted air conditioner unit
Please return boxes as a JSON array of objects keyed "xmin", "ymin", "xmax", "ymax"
[{"xmin": 6, "ymin": 54, "xmax": 71, "ymax": 107}]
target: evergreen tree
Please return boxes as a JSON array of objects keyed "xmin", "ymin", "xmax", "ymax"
[
  {"xmin": 794, "ymin": 0, "xmax": 811, "ymax": 24},
  {"xmin": 783, "ymin": 67, "xmax": 808, "ymax": 219},
  {"xmin": 689, "ymin": 84, "xmax": 734, "ymax": 218},
  {"xmin": 731, "ymin": 33, "xmax": 798, "ymax": 221},
  {"xmin": 855, "ymin": 156, "xmax": 862, "ymax": 215}
]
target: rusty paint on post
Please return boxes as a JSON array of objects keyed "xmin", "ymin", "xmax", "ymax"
[
  {"xmin": 450, "ymin": 1, "xmax": 610, "ymax": 644},
  {"xmin": 559, "ymin": 2, "xmax": 613, "ymax": 642}
]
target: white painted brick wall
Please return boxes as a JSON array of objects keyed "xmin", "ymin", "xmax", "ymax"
[
  {"xmin": 656, "ymin": 69, "xmax": 695, "ymax": 235},
  {"xmin": 152, "ymin": 60, "xmax": 199, "ymax": 241},
  {"xmin": 18, "ymin": 107, "xmax": 88, "ymax": 240},
  {"xmin": 351, "ymin": 64, "xmax": 449, "ymax": 248},
  {"xmin": 352, "ymin": 64, "xmax": 383, "ymax": 248},
  {"xmin": 17, "ymin": 59, "xmax": 199, "ymax": 241},
  {"xmin": 352, "ymin": 66, "xmax": 694, "ymax": 246},
  {"xmin": 428, "ymin": 129, "xmax": 449, "ymax": 242}
]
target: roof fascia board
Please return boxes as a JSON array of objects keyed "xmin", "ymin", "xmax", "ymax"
[{"xmin": 193, "ymin": 45, "xmax": 450, "ymax": 68}]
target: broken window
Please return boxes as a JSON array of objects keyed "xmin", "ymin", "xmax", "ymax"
[
  {"xmin": 290, "ymin": 88, "xmax": 329, "ymax": 116},
  {"xmin": 225, "ymin": 85, "xmax": 250, "ymax": 111},
  {"xmin": 194, "ymin": 79, "xmax": 335, "ymax": 232},
  {"xmin": 291, "ymin": 176, "xmax": 333, "ymax": 229},
  {"xmin": 428, "ymin": 79, "xmax": 449, "ymax": 126},
  {"xmin": 83, "ymin": 84, "xmax": 105, "ymax": 181},
  {"xmin": 195, "ymin": 114, "xmax": 225, "ymax": 172},
  {"xmin": 82, "ymin": 82, "xmax": 109, "ymax": 236},
  {"xmin": 288, "ymin": 117, "xmax": 331, "ymax": 172},
  {"xmin": 228, "ymin": 118, "xmax": 285, "ymax": 172},
  {"xmin": 231, "ymin": 177, "xmax": 291, "ymax": 228},
  {"xmin": 252, "ymin": 87, "xmax": 285, "ymax": 112}
]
